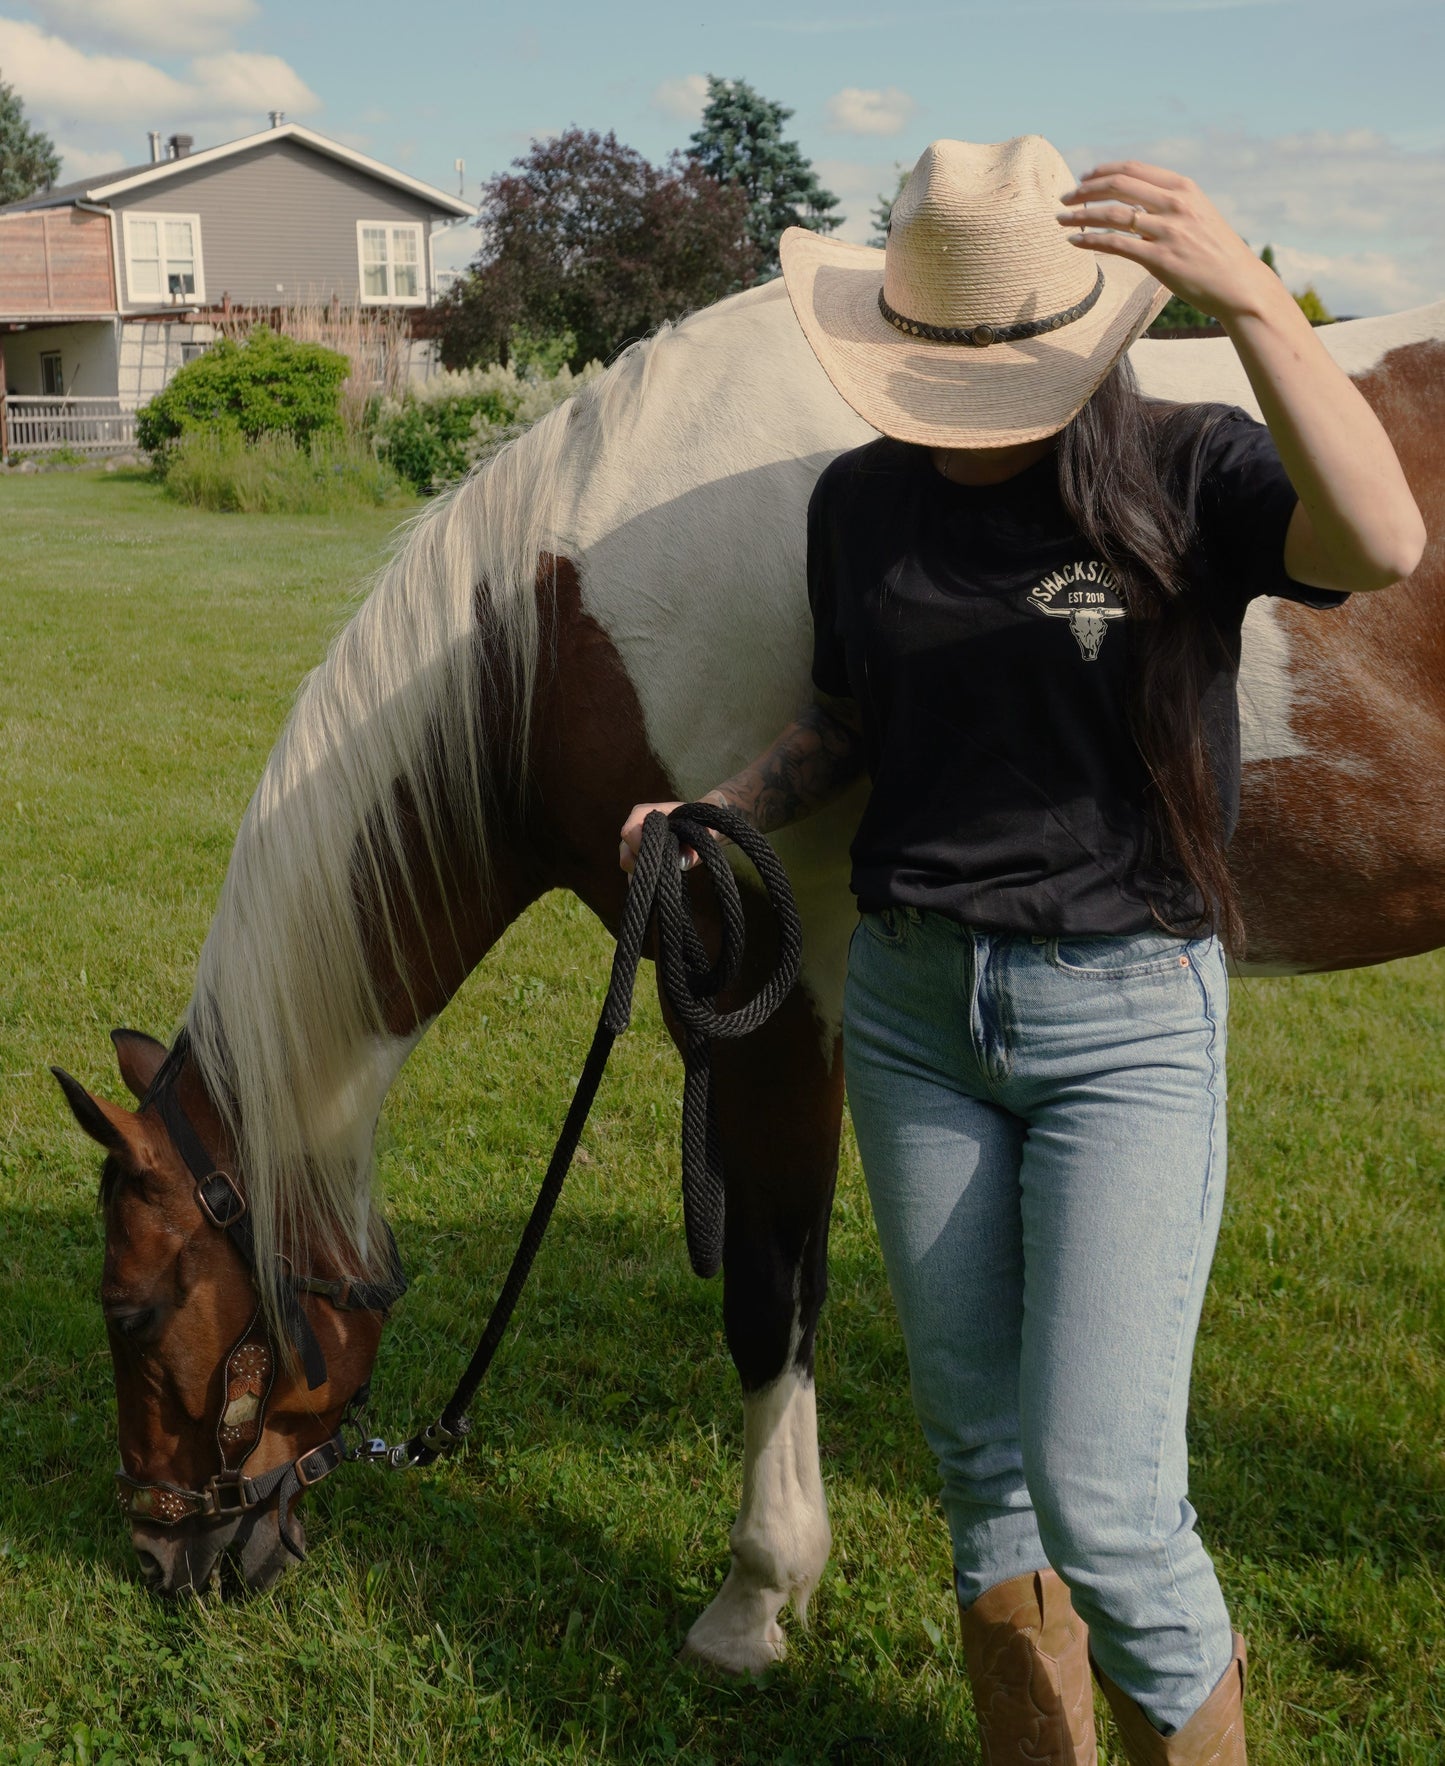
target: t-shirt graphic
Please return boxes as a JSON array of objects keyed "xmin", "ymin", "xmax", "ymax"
[{"xmin": 1027, "ymin": 560, "xmax": 1126, "ymax": 660}]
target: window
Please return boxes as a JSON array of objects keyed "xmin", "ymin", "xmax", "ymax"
[
  {"xmin": 123, "ymin": 212, "xmax": 205, "ymax": 306},
  {"xmin": 40, "ymin": 352, "xmax": 64, "ymax": 396},
  {"xmin": 357, "ymin": 221, "xmax": 424, "ymax": 304}
]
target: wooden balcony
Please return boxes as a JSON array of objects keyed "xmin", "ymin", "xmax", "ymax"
[
  {"xmin": 0, "ymin": 208, "xmax": 116, "ymax": 319},
  {"xmin": 1, "ymin": 396, "xmax": 136, "ymax": 457}
]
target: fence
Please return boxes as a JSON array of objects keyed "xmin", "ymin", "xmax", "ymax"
[{"xmin": 2, "ymin": 396, "xmax": 137, "ymax": 458}]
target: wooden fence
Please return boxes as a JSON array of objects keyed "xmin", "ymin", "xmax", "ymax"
[{"xmin": 1, "ymin": 396, "xmax": 137, "ymax": 457}]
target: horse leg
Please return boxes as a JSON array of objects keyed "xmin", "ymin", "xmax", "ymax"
[
  {"xmin": 672, "ymin": 936, "xmax": 845, "ymax": 1674},
  {"xmin": 528, "ymin": 557, "xmax": 845, "ymax": 1672}
]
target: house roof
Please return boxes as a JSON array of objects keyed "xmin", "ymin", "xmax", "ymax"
[{"xmin": 0, "ymin": 123, "xmax": 476, "ymax": 219}]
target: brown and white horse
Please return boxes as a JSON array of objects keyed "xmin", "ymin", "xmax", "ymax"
[{"xmin": 56, "ymin": 281, "xmax": 1444, "ymax": 1671}]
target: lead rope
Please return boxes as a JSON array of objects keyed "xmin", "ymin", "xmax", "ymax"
[{"xmin": 377, "ymin": 801, "xmax": 802, "ymax": 1470}]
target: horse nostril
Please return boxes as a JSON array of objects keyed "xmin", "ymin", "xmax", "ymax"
[{"xmin": 134, "ymin": 1545, "xmax": 165, "ymax": 1586}]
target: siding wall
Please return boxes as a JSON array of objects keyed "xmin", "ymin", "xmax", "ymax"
[
  {"xmin": 0, "ymin": 209, "xmax": 116, "ymax": 317},
  {"xmin": 113, "ymin": 139, "xmax": 440, "ymax": 310}
]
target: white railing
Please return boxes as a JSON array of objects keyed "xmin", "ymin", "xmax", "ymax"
[{"xmin": 2, "ymin": 396, "xmax": 138, "ymax": 456}]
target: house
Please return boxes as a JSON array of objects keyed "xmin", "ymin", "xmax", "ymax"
[{"xmin": 0, "ymin": 119, "xmax": 475, "ymax": 456}]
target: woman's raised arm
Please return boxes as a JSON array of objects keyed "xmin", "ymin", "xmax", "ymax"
[{"xmin": 1057, "ymin": 161, "xmax": 1427, "ymax": 593}]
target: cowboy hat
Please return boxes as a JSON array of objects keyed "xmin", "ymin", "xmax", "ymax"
[{"xmin": 779, "ymin": 135, "xmax": 1170, "ymax": 448}]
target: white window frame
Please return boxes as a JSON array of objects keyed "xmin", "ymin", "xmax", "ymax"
[
  {"xmin": 122, "ymin": 211, "xmax": 206, "ymax": 307},
  {"xmin": 356, "ymin": 219, "xmax": 426, "ymax": 305}
]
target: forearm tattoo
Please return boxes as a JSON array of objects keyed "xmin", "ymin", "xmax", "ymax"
[{"xmin": 707, "ymin": 701, "xmax": 866, "ymax": 835}]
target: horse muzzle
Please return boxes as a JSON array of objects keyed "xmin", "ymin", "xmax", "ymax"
[{"xmin": 130, "ymin": 1503, "xmax": 303, "ymax": 1596}]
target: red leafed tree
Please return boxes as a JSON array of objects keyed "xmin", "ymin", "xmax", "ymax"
[{"xmin": 435, "ymin": 129, "xmax": 759, "ymax": 371}]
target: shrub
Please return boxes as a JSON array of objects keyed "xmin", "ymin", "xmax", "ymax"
[
  {"xmin": 160, "ymin": 429, "xmax": 414, "ymax": 514},
  {"xmin": 136, "ymin": 327, "xmax": 351, "ymax": 462},
  {"xmin": 372, "ymin": 359, "xmax": 602, "ymax": 494}
]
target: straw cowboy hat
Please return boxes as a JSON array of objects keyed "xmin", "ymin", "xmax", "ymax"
[{"xmin": 779, "ymin": 134, "xmax": 1171, "ymax": 448}]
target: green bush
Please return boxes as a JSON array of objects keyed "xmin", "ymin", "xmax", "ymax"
[
  {"xmin": 372, "ymin": 358, "xmax": 602, "ymax": 494},
  {"xmin": 136, "ymin": 327, "xmax": 351, "ymax": 462},
  {"xmin": 160, "ymin": 429, "xmax": 415, "ymax": 514}
]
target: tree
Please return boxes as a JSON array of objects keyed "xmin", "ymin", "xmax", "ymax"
[
  {"xmin": 689, "ymin": 76, "xmax": 840, "ymax": 275},
  {"xmin": 0, "ymin": 74, "xmax": 61, "ymax": 205},
  {"xmin": 869, "ymin": 166, "xmax": 909, "ymax": 248},
  {"xmin": 434, "ymin": 129, "xmax": 757, "ymax": 372}
]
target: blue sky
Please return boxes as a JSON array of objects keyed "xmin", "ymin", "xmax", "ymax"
[{"xmin": 3, "ymin": 0, "xmax": 1442, "ymax": 312}]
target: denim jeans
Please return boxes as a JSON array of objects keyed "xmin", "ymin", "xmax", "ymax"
[{"xmin": 843, "ymin": 906, "xmax": 1234, "ymax": 1734}]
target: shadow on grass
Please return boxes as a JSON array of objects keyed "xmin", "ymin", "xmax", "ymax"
[{"xmin": 5, "ymin": 1189, "xmax": 1441, "ymax": 1758}]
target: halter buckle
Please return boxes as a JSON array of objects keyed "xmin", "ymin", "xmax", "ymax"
[
  {"xmin": 205, "ymin": 1470, "xmax": 261, "ymax": 1516},
  {"xmin": 195, "ymin": 1170, "xmax": 247, "ymax": 1230}
]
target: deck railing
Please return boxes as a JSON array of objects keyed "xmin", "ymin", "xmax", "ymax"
[{"xmin": 2, "ymin": 396, "xmax": 138, "ymax": 456}]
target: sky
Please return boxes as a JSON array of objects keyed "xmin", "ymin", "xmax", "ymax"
[{"xmin": 2, "ymin": 0, "xmax": 1442, "ymax": 315}]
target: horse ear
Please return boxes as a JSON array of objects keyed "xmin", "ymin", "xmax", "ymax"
[
  {"xmin": 110, "ymin": 1028, "xmax": 169, "ymax": 1101},
  {"xmin": 51, "ymin": 1067, "xmax": 132, "ymax": 1154}
]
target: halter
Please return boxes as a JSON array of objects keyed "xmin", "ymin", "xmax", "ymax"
[{"xmin": 114, "ymin": 1044, "xmax": 408, "ymax": 1556}]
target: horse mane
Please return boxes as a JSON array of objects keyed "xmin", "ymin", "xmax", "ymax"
[{"xmin": 183, "ymin": 319, "xmax": 682, "ymax": 1333}]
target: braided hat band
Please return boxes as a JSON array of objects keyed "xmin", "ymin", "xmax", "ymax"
[{"xmin": 877, "ymin": 267, "xmax": 1105, "ymax": 347}]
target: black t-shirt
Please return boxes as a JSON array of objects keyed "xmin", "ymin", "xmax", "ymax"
[{"xmin": 808, "ymin": 406, "xmax": 1347, "ymax": 936}]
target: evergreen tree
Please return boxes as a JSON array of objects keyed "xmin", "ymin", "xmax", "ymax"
[
  {"xmin": 0, "ymin": 74, "xmax": 60, "ymax": 205},
  {"xmin": 688, "ymin": 76, "xmax": 840, "ymax": 275},
  {"xmin": 869, "ymin": 166, "xmax": 909, "ymax": 248}
]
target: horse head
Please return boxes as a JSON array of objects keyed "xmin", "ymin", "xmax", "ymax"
[{"xmin": 52, "ymin": 1029, "xmax": 395, "ymax": 1596}]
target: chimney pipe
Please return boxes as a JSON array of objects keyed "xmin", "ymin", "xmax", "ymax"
[
  {"xmin": 148, "ymin": 131, "xmax": 163, "ymax": 163},
  {"xmin": 268, "ymin": 110, "xmax": 285, "ymax": 128},
  {"xmin": 168, "ymin": 133, "xmax": 194, "ymax": 160}
]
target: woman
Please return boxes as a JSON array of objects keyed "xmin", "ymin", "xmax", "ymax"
[{"xmin": 621, "ymin": 137, "xmax": 1424, "ymax": 1764}]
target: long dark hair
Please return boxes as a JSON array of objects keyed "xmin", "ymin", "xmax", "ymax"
[{"xmin": 1055, "ymin": 358, "xmax": 1245, "ymax": 951}]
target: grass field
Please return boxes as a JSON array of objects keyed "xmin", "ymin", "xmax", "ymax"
[{"xmin": 1, "ymin": 469, "xmax": 1441, "ymax": 1764}]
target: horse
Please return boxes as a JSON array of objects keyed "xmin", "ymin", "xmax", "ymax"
[{"xmin": 54, "ymin": 278, "xmax": 1445, "ymax": 1675}]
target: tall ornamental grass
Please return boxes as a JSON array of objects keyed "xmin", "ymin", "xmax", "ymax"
[{"xmin": 162, "ymin": 429, "xmax": 414, "ymax": 515}]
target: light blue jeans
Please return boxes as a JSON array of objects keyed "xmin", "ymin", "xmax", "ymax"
[{"xmin": 843, "ymin": 906, "xmax": 1235, "ymax": 1735}]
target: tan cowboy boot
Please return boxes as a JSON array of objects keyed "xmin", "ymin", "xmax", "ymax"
[
  {"xmin": 1093, "ymin": 1632, "xmax": 1247, "ymax": 1764},
  {"xmin": 958, "ymin": 1567, "xmax": 1098, "ymax": 1764}
]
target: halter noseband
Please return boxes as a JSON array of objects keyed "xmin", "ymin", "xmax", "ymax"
[{"xmin": 114, "ymin": 1040, "xmax": 407, "ymax": 1555}]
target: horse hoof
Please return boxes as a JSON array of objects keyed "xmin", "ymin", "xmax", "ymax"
[{"xmin": 679, "ymin": 1612, "xmax": 787, "ymax": 1678}]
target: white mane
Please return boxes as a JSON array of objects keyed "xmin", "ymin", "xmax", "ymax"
[{"xmin": 183, "ymin": 312, "xmax": 684, "ymax": 1319}]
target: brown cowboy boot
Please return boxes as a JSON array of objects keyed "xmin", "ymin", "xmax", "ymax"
[
  {"xmin": 958, "ymin": 1567, "xmax": 1098, "ymax": 1764},
  {"xmin": 1093, "ymin": 1633, "xmax": 1247, "ymax": 1764}
]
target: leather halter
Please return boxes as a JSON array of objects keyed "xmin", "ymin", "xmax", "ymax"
[{"xmin": 114, "ymin": 1043, "xmax": 407, "ymax": 1555}]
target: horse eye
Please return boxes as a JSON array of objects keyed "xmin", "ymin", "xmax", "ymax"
[{"xmin": 110, "ymin": 1308, "xmax": 158, "ymax": 1340}]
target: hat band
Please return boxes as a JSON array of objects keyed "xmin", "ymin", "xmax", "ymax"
[{"xmin": 877, "ymin": 267, "xmax": 1105, "ymax": 347}]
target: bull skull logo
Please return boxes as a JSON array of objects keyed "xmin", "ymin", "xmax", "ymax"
[{"xmin": 1027, "ymin": 568, "xmax": 1126, "ymax": 661}]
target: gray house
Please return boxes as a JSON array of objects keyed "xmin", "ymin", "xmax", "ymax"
[{"xmin": 0, "ymin": 120, "xmax": 475, "ymax": 454}]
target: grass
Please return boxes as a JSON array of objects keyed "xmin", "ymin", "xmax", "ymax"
[
  {"xmin": 159, "ymin": 430, "xmax": 414, "ymax": 515},
  {"xmin": 1, "ymin": 469, "xmax": 1441, "ymax": 1764}
]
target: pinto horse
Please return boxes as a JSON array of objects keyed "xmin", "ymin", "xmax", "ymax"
[{"xmin": 56, "ymin": 281, "xmax": 1444, "ymax": 1670}]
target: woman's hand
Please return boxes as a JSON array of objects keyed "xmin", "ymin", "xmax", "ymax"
[
  {"xmin": 619, "ymin": 799, "xmax": 720, "ymax": 874},
  {"xmin": 1056, "ymin": 161, "xmax": 1288, "ymax": 326}
]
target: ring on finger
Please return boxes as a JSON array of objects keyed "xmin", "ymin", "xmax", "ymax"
[{"xmin": 1127, "ymin": 203, "xmax": 1144, "ymax": 232}]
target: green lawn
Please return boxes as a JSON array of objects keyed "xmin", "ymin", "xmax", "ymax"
[{"xmin": 1, "ymin": 470, "xmax": 1441, "ymax": 1764}]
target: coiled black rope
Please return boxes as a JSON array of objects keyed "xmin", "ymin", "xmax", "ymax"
[{"xmin": 390, "ymin": 801, "xmax": 802, "ymax": 1468}]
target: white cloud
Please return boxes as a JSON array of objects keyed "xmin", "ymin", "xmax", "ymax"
[
  {"xmin": 825, "ymin": 86, "xmax": 917, "ymax": 137},
  {"xmin": 0, "ymin": 19, "xmax": 319, "ymax": 129},
  {"xmin": 185, "ymin": 50, "xmax": 318, "ymax": 118},
  {"xmin": 0, "ymin": 18, "xmax": 190, "ymax": 120},
  {"xmin": 30, "ymin": 0, "xmax": 258, "ymax": 54},
  {"xmin": 1065, "ymin": 127, "xmax": 1445, "ymax": 315},
  {"xmin": 52, "ymin": 139, "xmax": 129, "ymax": 180},
  {"xmin": 651, "ymin": 73, "xmax": 709, "ymax": 123}
]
